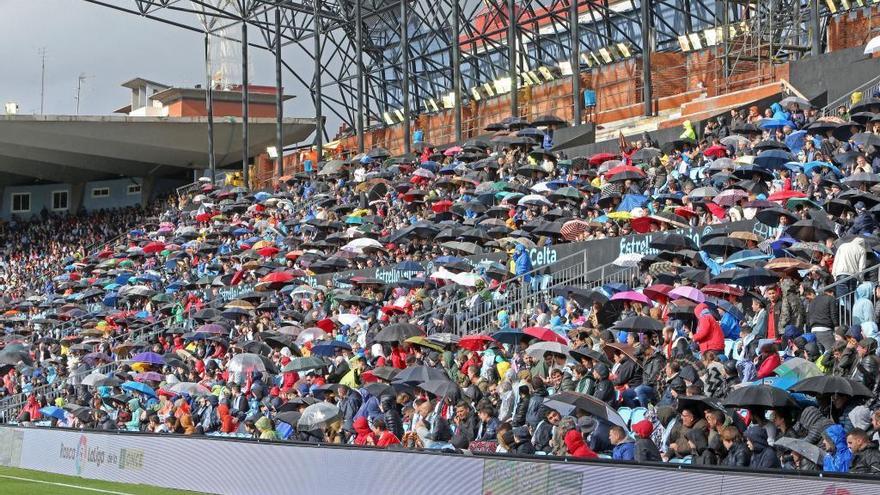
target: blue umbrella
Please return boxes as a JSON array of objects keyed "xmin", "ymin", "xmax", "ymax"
[
  {"xmin": 122, "ymin": 380, "xmax": 157, "ymax": 398},
  {"xmin": 39, "ymin": 406, "xmax": 66, "ymax": 421},
  {"xmin": 102, "ymin": 292, "xmax": 118, "ymax": 307},
  {"xmin": 784, "ymin": 130, "xmax": 808, "ymax": 153},
  {"xmin": 803, "ymin": 161, "xmax": 843, "ymax": 178},
  {"xmin": 254, "ymin": 191, "xmax": 272, "ymax": 202},
  {"xmin": 754, "ymin": 150, "xmax": 795, "ymax": 170},
  {"xmin": 419, "ymin": 161, "xmax": 440, "ymax": 172},
  {"xmin": 722, "ymin": 249, "xmax": 771, "ymax": 267},
  {"xmin": 491, "ymin": 329, "xmax": 527, "ymax": 346},
  {"xmin": 311, "ymin": 340, "xmax": 352, "ymax": 357},
  {"xmin": 232, "ymin": 227, "xmax": 251, "ymax": 236},
  {"xmin": 115, "ymin": 274, "xmax": 133, "ymax": 284},
  {"xmin": 434, "ymin": 256, "xmax": 466, "ymax": 266},
  {"xmin": 759, "ymin": 118, "xmax": 795, "ymax": 129},
  {"xmin": 129, "ymin": 229, "xmax": 145, "ymax": 237}
]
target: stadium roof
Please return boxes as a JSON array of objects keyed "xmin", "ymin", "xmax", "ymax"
[{"xmin": 0, "ymin": 115, "xmax": 316, "ymax": 186}]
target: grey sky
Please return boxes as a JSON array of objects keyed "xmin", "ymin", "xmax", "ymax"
[{"xmin": 0, "ymin": 0, "xmax": 326, "ymax": 141}]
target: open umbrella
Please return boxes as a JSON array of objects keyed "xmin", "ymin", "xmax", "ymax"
[
  {"xmin": 282, "ymin": 356, "xmax": 329, "ymax": 372},
  {"xmin": 372, "ymin": 323, "xmax": 423, "ymax": 343},
  {"xmin": 525, "ymin": 341, "xmax": 570, "ymax": 359},
  {"xmin": 421, "ymin": 379, "xmax": 461, "ymax": 399},
  {"xmin": 774, "ymin": 437, "xmax": 825, "ymax": 466},
  {"xmin": 297, "ymin": 402, "xmax": 341, "ymax": 430},
  {"xmin": 523, "ymin": 327, "xmax": 567, "ymax": 345},
  {"xmin": 543, "ymin": 391, "xmax": 629, "ymax": 430},
  {"xmin": 789, "ymin": 375, "xmax": 873, "ymax": 397},
  {"xmin": 613, "ymin": 315, "xmax": 664, "ymax": 334},
  {"xmin": 723, "ymin": 384, "xmax": 798, "ymax": 409},
  {"xmin": 121, "ymin": 380, "xmax": 157, "ymax": 398},
  {"xmin": 169, "ymin": 382, "xmax": 212, "ymax": 396},
  {"xmin": 393, "ymin": 365, "xmax": 449, "ymax": 384},
  {"xmin": 676, "ymin": 395, "xmax": 725, "ymax": 416}
]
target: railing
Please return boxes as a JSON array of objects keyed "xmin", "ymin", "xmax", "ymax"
[
  {"xmin": 175, "ymin": 174, "xmax": 226, "ymax": 197},
  {"xmin": 420, "ymin": 247, "xmax": 641, "ymax": 337},
  {"xmin": 818, "ymin": 260, "xmax": 879, "ymax": 329},
  {"xmin": 821, "ymin": 73, "xmax": 880, "ymax": 117}
]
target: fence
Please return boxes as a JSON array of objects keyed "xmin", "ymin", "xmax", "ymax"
[
  {"xmin": 821, "ymin": 72, "xmax": 880, "ymax": 116},
  {"xmin": 819, "ymin": 260, "xmax": 880, "ymax": 329}
]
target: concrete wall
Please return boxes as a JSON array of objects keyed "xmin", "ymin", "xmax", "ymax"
[
  {"xmin": 0, "ymin": 184, "xmax": 73, "ymax": 220},
  {"xmin": 80, "ymin": 178, "xmax": 143, "ymax": 212},
  {"xmin": 788, "ymin": 45, "xmax": 880, "ymax": 106}
]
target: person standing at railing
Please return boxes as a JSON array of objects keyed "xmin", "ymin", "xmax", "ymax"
[{"xmin": 832, "ymin": 237, "xmax": 867, "ymax": 302}]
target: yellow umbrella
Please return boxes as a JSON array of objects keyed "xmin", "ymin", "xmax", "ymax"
[
  {"xmin": 405, "ymin": 336, "xmax": 444, "ymax": 352},
  {"xmin": 607, "ymin": 211, "xmax": 633, "ymax": 221},
  {"xmin": 253, "ymin": 240, "xmax": 275, "ymax": 250}
]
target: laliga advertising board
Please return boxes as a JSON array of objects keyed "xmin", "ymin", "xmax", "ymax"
[{"xmin": 2, "ymin": 427, "xmax": 880, "ymax": 495}]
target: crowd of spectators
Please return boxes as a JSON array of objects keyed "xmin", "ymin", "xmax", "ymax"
[{"xmin": 4, "ymin": 93, "xmax": 880, "ymax": 476}]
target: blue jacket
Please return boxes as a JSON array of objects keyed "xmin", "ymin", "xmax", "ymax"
[
  {"xmin": 848, "ymin": 213, "xmax": 878, "ymax": 236},
  {"xmin": 823, "ymin": 424, "xmax": 852, "ymax": 473},
  {"xmin": 771, "ymin": 102, "xmax": 790, "ymax": 121},
  {"xmin": 513, "ymin": 244, "xmax": 533, "ymax": 282},
  {"xmin": 612, "ymin": 440, "xmax": 636, "ymax": 461},
  {"xmin": 852, "ymin": 282, "xmax": 875, "ymax": 328},
  {"xmin": 720, "ymin": 312, "xmax": 740, "ymax": 340}
]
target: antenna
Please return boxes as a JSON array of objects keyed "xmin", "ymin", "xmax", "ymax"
[
  {"xmin": 74, "ymin": 73, "xmax": 91, "ymax": 115},
  {"xmin": 38, "ymin": 47, "xmax": 47, "ymax": 115}
]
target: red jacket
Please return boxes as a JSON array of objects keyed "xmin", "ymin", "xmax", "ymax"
[
  {"xmin": 564, "ymin": 429, "xmax": 598, "ymax": 458},
  {"xmin": 756, "ymin": 352, "xmax": 782, "ymax": 379},
  {"xmin": 376, "ymin": 430, "xmax": 401, "ymax": 447},
  {"xmin": 692, "ymin": 303, "xmax": 725, "ymax": 353}
]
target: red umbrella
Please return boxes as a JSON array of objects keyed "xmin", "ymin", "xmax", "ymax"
[
  {"xmin": 768, "ymin": 190, "xmax": 806, "ymax": 201},
  {"xmin": 316, "ymin": 318, "xmax": 336, "ymax": 332},
  {"xmin": 257, "ymin": 246, "xmax": 280, "ymax": 257},
  {"xmin": 705, "ymin": 201, "xmax": 727, "ymax": 219},
  {"xmin": 143, "ymin": 241, "xmax": 166, "ymax": 254},
  {"xmin": 97, "ymin": 248, "xmax": 113, "ymax": 259},
  {"xmin": 260, "ymin": 271, "xmax": 295, "ymax": 284},
  {"xmin": 285, "ymin": 250, "xmax": 303, "ymax": 260},
  {"xmin": 195, "ymin": 212, "xmax": 213, "ymax": 223},
  {"xmin": 701, "ymin": 283, "xmax": 744, "ymax": 297},
  {"xmin": 630, "ymin": 216, "xmax": 659, "ymax": 234},
  {"xmin": 589, "ymin": 152, "xmax": 618, "ymax": 166},
  {"xmin": 523, "ymin": 327, "xmax": 567, "ymax": 345},
  {"xmin": 605, "ymin": 165, "xmax": 645, "ymax": 178},
  {"xmin": 703, "ymin": 144, "xmax": 728, "ymax": 158},
  {"xmin": 643, "ymin": 284, "xmax": 673, "ymax": 301},
  {"xmin": 459, "ymin": 335, "xmax": 497, "ymax": 351},
  {"xmin": 431, "ymin": 199, "xmax": 453, "ymax": 213},
  {"xmin": 674, "ymin": 206, "xmax": 697, "ymax": 219}
]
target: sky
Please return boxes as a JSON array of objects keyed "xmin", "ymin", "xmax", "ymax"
[{"xmin": 0, "ymin": 0, "xmax": 327, "ymax": 139}]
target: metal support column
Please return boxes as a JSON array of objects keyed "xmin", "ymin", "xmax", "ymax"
[
  {"xmin": 401, "ymin": 0, "xmax": 412, "ymax": 154},
  {"xmin": 241, "ymin": 19, "xmax": 250, "ymax": 190},
  {"xmin": 356, "ymin": 0, "xmax": 365, "ymax": 153},
  {"xmin": 204, "ymin": 31, "xmax": 216, "ymax": 183},
  {"xmin": 274, "ymin": 7, "xmax": 284, "ymax": 178},
  {"xmin": 641, "ymin": 0, "xmax": 653, "ymax": 117},
  {"xmin": 314, "ymin": 0, "xmax": 324, "ymax": 161},
  {"xmin": 508, "ymin": 0, "xmax": 518, "ymax": 117},
  {"xmin": 721, "ymin": 0, "xmax": 729, "ymax": 79},
  {"xmin": 810, "ymin": 0, "xmax": 821, "ymax": 56},
  {"xmin": 569, "ymin": 0, "xmax": 581, "ymax": 126},
  {"xmin": 452, "ymin": 0, "xmax": 463, "ymax": 142}
]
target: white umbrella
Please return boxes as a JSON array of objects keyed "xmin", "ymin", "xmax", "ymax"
[
  {"xmin": 518, "ymin": 194, "xmax": 553, "ymax": 207},
  {"xmin": 298, "ymin": 402, "xmax": 341, "ymax": 430},
  {"xmin": 295, "ymin": 327, "xmax": 327, "ymax": 345},
  {"xmin": 612, "ymin": 252, "xmax": 644, "ymax": 267},
  {"xmin": 81, "ymin": 372, "xmax": 106, "ymax": 387},
  {"xmin": 865, "ymin": 35, "xmax": 880, "ymax": 55},
  {"xmin": 526, "ymin": 341, "xmax": 571, "ymax": 359},
  {"xmin": 169, "ymin": 382, "xmax": 212, "ymax": 396},
  {"xmin": 343, "ymin": 238, "xmax": 383, "ymax": 252},
  {"xmin": 227, "ymin": 353, "xmax": 267, "ymax": 373}
]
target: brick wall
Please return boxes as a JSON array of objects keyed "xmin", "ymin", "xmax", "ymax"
[{"xmin": 827, "ymin": 7, "xmax": 880, "ymax": 52}]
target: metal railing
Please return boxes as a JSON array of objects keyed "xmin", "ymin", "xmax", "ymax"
[
  {"xmin": 821, "ymin": 73, "xmax": 880, "ymax": 117},
  {"xmin": 818, "ymin": 260, "xmax": 880, "ymax": 329},
  {"xmin": 420, "ymin": 247, "xmax": 641, "ymax": 336}
]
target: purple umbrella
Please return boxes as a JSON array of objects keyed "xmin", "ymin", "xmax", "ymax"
[
  {"xmin": 196, "ymin": 323, "xmax": 226, "ymax": 334},
  {"xmin": 81, "ymin": 352, "xmax": 113, "ymax": 366},
  {"xmin": 135, "ymin": 371, "xmax": 163, "ymax": 383},
  {"xmin": 130, "ymin": 351, "xmax": 164, "ymax": 365},
  {"xmin": 668, "ymin": 286, "xmax": 706, "ymax": 303},
  {"xmin": 609, "ymin": 291, "xmax": 652, "ymax": 305}
]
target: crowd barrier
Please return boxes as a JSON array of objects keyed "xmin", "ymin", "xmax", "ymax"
[{"xmin": 1, "ymin": 426, "xmax": 878, "ymax": 495}]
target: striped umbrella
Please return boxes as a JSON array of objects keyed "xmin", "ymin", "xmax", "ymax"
[{"xmin": 560, "ymin": 219, "xmax": 591, "ymax": 241}]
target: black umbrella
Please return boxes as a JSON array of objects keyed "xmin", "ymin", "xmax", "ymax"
[
  {"xmin": 731, "ymin": 122, "xmax": 761, "ymax": 135},
  {"xmin": 531, "ymin": 114, "xmax": 567, "ymax": 126},
  {"xmin": 275, "ymin": 411, "xmax": 302, "ymax": 426},
  {"xmin": 730, "ymin": 268, "xmax": 780, "ymax": 287},
  {"xmin": 392, "ymin": 365, "xmax": 449, "ymax": 384},
  {"xmin": 367, "ymin": 147, "xmax": 391, "ymax": 159},
  {"xmin": 722, "ymin": 384, "xmax": 798, "ymax": 409},
  {"xmin": 785, "ymin": 220, "xmax": 837, "ymax": 242},
  {"xmin": 369, "ymin": 366, "xmax": 400, "ymax": 382},
  {"xmin": 420, "ymin": 379, "xmax": 461, "ymax": 399},
  {"xmin": 372, "ymin": 323, "xmax": 423, "ymax": 343},
  {"xmin": 613, "ymin": 315, "xmax": 664, "ymax": 334},
  {"xmin": 755, "ymin": 207, "xmax": 798, "ymax": 227},
  {"xmin": 701, "ymin": 236, "xmax": 746, "ymax": 257},
  {"xmin": 542, "ymin": 391, "xmax": 629, "ymax": 429},
  {"xmin": 363, "ymin": 382, "xmax": 394, "ymax": 398},
  {"xmin": 631, "ymin": 147, "xmax": 661, "ymax": 163},
  {"xmin": 649, "ymin": 233, "xmax": 698, "ymax": 251},
  {"xmin": 676, "ymin": 395, "xmax": 726, "ymax": 416},
  {"xmin": 789, "ymin": 375, "xmax": 873, "ymax": 398}
]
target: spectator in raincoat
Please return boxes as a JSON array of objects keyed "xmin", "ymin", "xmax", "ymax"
[
  {"xmin": 770, "ymin": 102, "xmax": 790, "ymax": 121},
  {"xmin": 822, "ymin": 424, "xmax": 852, "ymax": 473},
  {"xmin": 691, "ymin": 303, "xmax": 724, "ymax": 354},
  {"xmin": 852, "ymin": 281, "xmax": 878, "ymax": 340},
  {"xmin": 746, "ymin": 425, "xmax": 780, "ymax": 469},
  {"xmin": 512, "ymin": 243, "xmax": 533, "ymax": 282},
  {"xmin": 125, "ymin": 398, "xmax": 143, "ymax": 431},
  {"xmin": 256, "ymin": 416, "xmax": 279, "ymax": 440},
  {"xmin": 680, "ymin": 120, "xmax": 696, "ymax": 141}
]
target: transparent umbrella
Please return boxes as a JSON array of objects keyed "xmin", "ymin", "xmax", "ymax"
[{"xmin": 297, "ymin": 402, "xmax": 341, "ymax": 430}]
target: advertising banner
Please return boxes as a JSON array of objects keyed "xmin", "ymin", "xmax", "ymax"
[{"xmin": 2, "ymin": 427, "xmax": 878, "ymax": 495}]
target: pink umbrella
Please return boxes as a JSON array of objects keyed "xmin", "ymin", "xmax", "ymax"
[
  {"xmin": 523, "ymin": 327, "xmax": 568, "ymax": 345},
  {"xmin": 443, "ymin": 146, "xmax": 462, "ymax": 156},
  {"xmin": 668, "ymin": 286, "xmax": 706, "ymax": 303},
  {"xmin": 610, "ymin": 291, "xmax": 652, "ymax": 305}
]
